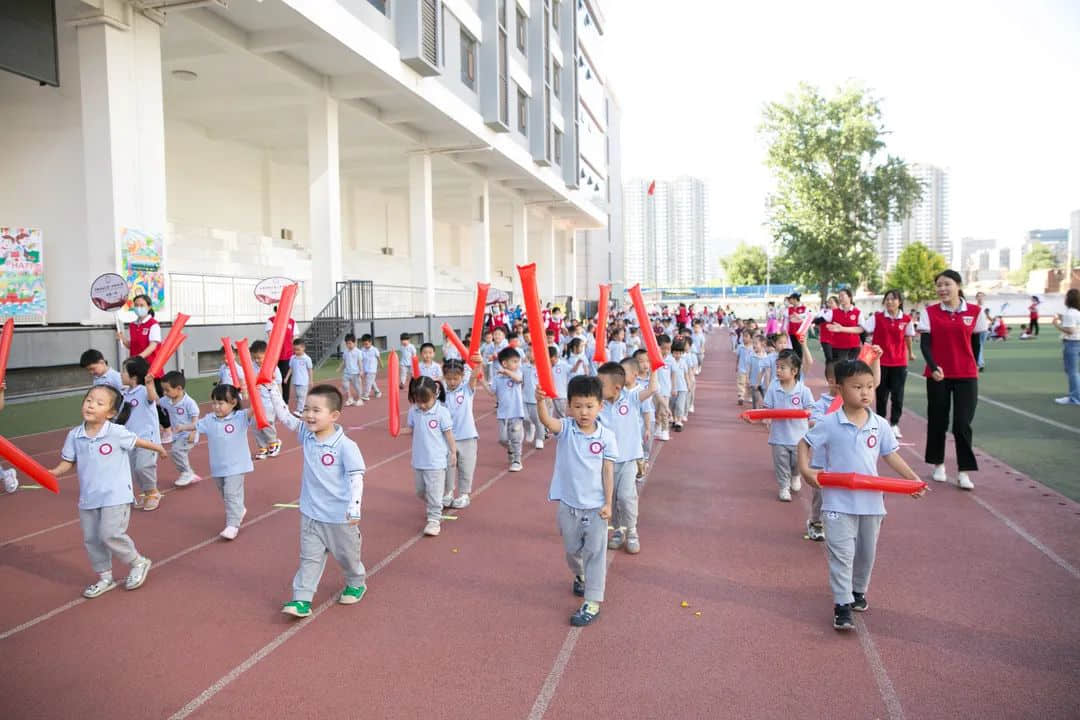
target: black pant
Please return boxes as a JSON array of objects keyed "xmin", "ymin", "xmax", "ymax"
[
  {"xmin": 832, "ymin": 346, "xmax": 859, "ymax": 362},
  {"xmin": 876, "ymin": 365, "xmax": 907, "ymax": 425},
  {"xmin": 820, "ymin": 342, "xmax": 833, "ymax": 364},
  {"xmin": 925, "ymin": 377, "xmax": 978, "ymax": 471},
  {"xmin": 277, "ymin": 359, "xmax": 291, "ymax": 403},
  {"xmin": 1030, "ymin": 317, "xmax": 1039, "ymax": 335},
  {"xmin": 789, "ymin": 333, "xmax": 803, "ymax": 360}
]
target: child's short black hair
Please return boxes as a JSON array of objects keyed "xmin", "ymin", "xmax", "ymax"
[
  {"xmin": 835, "ymin": 360, "xmax": 873, "ymax": 385},
  {"xmin": 620, "ymin": 357, "xmax": 639, "ymax": 373},
  {"xmin": 161, "ymin": 370, "xmax": 186, "ymax": 389},
  {"xmin": 632, "ymin": 348, "xmax": 648, "ymax": 358},
  {"xmin": 249, "ymin": 340, "xmax": 268, "ymax": 354},
  {"xmin": 567, "ymin": 375, "xmax": 603, "ymax": 403},
  {"xmin": 400, "ymin": 332, "xmax": 412, "ymax": 341},
  {"xmin": 776, "ymin": 348, "xmax": 802, "ymax": 378},
  {"xmin": 657, "ymin": 334, "xmax": 672, "ymax": 346},
  {"xmin": 420, "ymin": 342, "xmax": 436, "ymax": 353},
  {"xmin": 597, "ymin": 361, "xmax": 626, "ymax": 384},
  {"xmin": 545, "ymin": 329, "xmax": 555, "ymax": 337},
  {"xmin": 408, "ymin": 376, "xmax": 445, "ymax": 405},
  {"xmin": 344, "ymin": 333, "xmax": 356, "ymax": 343},
  {"xmin": 548, "ymin": 345, "xmax": 560, "ymax": 360},
  {"xmin": 308, "ymin": 383, "xmax": 344, "ymax": 412},
  {"xmin": 498, "ymin": 346, "xmax": 521, "ymax": 364},
  {"xmin": 360, "ymin": 334, "xmax": 372, "ymax": 343},
  {"xmin": 442, "ymin": 358, "xmax": 466, "ymax": 374},
  {"xmin": 80, "ymin": 349, "xmax": 106, "ymax": 368},
  {"xmin": 292, "ymin": 338, "xmax": 305, "ymax": 347},
  {"xmin": 671, "ymin": 339, "xmax": 687, "ymax": 353},
  {"xmin": 123, "ymin": 356, "xmax": 150, "ymax": 385},
  {"xmin": 506, "ymin": 331, "xmax": 519, "ymax": 342},
  {"xmin": 210, "ymin": 383, "xmax": 243, "ymax": 409},
  {"xmin": 86, "ymin": 385, "xmax": 131, "ymax": 425}
]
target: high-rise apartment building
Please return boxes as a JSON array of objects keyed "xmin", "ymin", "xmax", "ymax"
[
  {"xmin": 1023, "ymin": 228, "xmax": 1070, "ymax": 264},
  {"xmin": 879, "ymin": 163, "xmax": 950, "ymax": 271},
  {"xmin": 624, "ymin": 176, "xmax": 709, "ymax": 288}
]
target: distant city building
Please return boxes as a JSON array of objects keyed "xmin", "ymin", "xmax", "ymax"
[
  {"xmin": 624, "ymin": 175, "xmax": 709, "ymax": 287},
  {"xmin": 1023, "ymin": 228, "xmax": 1070, "ymax": 265},
  {"xmin": 960, "ymin": 237, "xmax": 998, "ymax": 274},
  {"xmin": 878, "ymin": 163, "xmax": 950, "ymax": 272}
]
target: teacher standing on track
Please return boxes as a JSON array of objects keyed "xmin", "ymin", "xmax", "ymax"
[{"xmin": 917, "ymin": 270, "xmax": 988, "ymax": 491}]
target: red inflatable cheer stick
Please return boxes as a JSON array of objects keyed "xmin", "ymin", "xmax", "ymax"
[
  {"xmin": 411, "ymin": 354, "xmax": 421, "ymax": 379},
  {"xmin": 441, "ymin": 323, "xmax": 469, "ymax": 364},
  {"xmin": 235, "ymin": 339, "xmax": 270, "ymax": 429},
  {"xmin": 593, "ymin": 284, "xmax": 610, "ymax": 363},
  {"xmin": 466, "ymin": 283, "xmax": 489, "ymax": 368},
  {"xmin": 387, "ymin": 351, "xmax": 401, "ymax": 437},
  {"xmin": 0, "ymin": 434, "xmax": 59, "ymax": 493},
  {"xmin": 817, "ymin": 472, "xmax": 926, "ymax": 495},
  {"xmin": 629, "ymin": 284, "xmax": 665, "ymax": 371},
  {"xmin": 147, "ymin": 313, "xmax": 190, "ymax": 378},
  {"xmin": 0, "ymin": 317, "xmax": 14, "ymax": 387},
  {"xmin": 516, "ymin": 263, "xmax": 559, "ymax": 398},
  {"xmin": 740, "ymin": 408, "xmax": 811, "ymax": 422},
  {"xmin": 257, "ymin": 283, "xmax": 298, "ymax": 384},
  {"xmin": 794, "ymin": 313, "xmax": 814, "ymax": 343},
  {"xmin": 220, "ymin": 337, "xmax": 242, "ymax": 387}
]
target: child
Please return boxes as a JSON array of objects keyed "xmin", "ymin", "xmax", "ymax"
[
  {"xmin": 607, "ymin": 327, "xmax": 627, "ymax": 363},
  {"xmin": 399, "ymin": 333, "xmax": 417, "ymax": 388},
  {"xmin": 359, "ymin": 334, "xmax": 381, "ymax": 400},
  {"xmin": 479, "ymin": 330, "xmax": 496, "ymax": 385},
  {"xmin": 159, "ymin": 371, "xmax": 201, "ymax": 487},
  {"xmin": 404, "ymin": 376, "xmax": 457, "ymax": 536},
  {"xmin": 627, "ymin": 326, "xmax": 643, "ymax": 354},
  {"xmin": 761, "ymin": 349, "xmax": 814, "ymax": 502},
  {"xmin": 631, "ymin": 352, "xmax": 656, "ymax": 471},
  {"xmin": 804, "ymin": 360, "xmax": 842, "ymax": 542},
  {"xmin": 0, "ymin": 386, "xmax": 17, "ymax": 494},
  {"xmin": 522, "ymin": 345, "xmax": 543, "ymax": 449},
  {"xmin": 286, "ymin": 338, "xmax": 313, "ymax": 416},
  {"xmin": 549, "ymin": 345, "xmax": 570, "ymax": 419},
  {"xmin": 49, "ymin": 385, "xmax": 165, "ymax": 597},
  {"xmin": 269, "ymin": 384, "xmax": 367, "ymax": 617},
  {"xmin": 80, "ymin": 349, "xmax": 123, "ymax": 391},
  {"xmin": 442, "ymin": 334, "xmax": 462, "ymax": 362},
  {"xmin": 679, "ymin": 328, "xmax": 699, "ymax": 413},
  {"xmin": 735, "ymin": 330, "xmax": 753, "ymax": 406},
  {"xmin": 598, "ymin": 360, "xmax": 657, "ymax": 554},
  {"xmin": 747, "ymin": 335, "xmax": 769, "ymax": 409},
  {"xmin": 121, "ymin": 357, "xmax": 164, "ymax": 511},
  {"xmin": 219, "ymin": 344, "xmax": 243, "ymax": 387},
  {"xmin": 250, "ymin": 340, "xmax": 283, "ymax": 459},
  {"xmin": 442, "ymin": 357, "xmax": 482, "ymax": 508},
  {"xmin": 417, "ymin": 342, "xmax": 443, "ymax": 381},
  {"xmin": 797, "ymin": 359, "xmax": 923, "ymax": 631},
  {"xmin": 342, "ymin": 334, "xmax": 364, "ymax": 406},
  {"xmin": 691, "ymin": 319, "xmax": 706, "ymax": 373},
  {"xmin": 668, "ymin": 339, "xmax": 692, "ymax": 431},
  {"xmin": 652, "ymin": 337, "xmax": 674, "ymax": 441},
  {"xmin": 535, "ymin": 375, "xmax": 618, "ymax": 627},
  {"xmin": 494, "ymin": 346, "xmax": 526, "ymax": 471},
  {"xmin": 566, "ymin": 337, "xmax": 589, "ymax": 379}
]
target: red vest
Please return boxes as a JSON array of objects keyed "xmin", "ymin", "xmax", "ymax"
[
  {"xmin": 924, "ymin": 303, "xmax": 980, "ymax": 379},
  {"xmin": 829, "ymin": 306, "xmax": 862, "ymax": 349},
  {"xmin": 128, "ymin": 317, "xmax": 160, "ymax": 365},
  {"xmin": 871, "ymin": 311, "xmax": 911, "ymax": 367},
  {"xmin": 819, "ymin": 311, "xmax": 833, "ymax": 345},
  {"xmin": 269, "ymin": 317, "xmax": 296, "ymax": 361}
]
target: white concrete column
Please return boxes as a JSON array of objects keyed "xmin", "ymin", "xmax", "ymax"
[
  {"xmin": 409, "ymin": 153, "xmax": 435, "ymax": 315},
  {"xmin": 308, "ymin": 95, "xmax": 343, "ymax": 310},
  {"xmin": 540, "ymin": 213, "xmax": 556, "ymax": 299},
  {"xmin": 511, "ymin": 201, "xmax": 529, "ymax": 303},
  {"xmin": 568, "ymin": 230, "xmax": 579, "ymax": 314},
  {"xmin": 471, "ymin": 180, "xmax": 491, "ymax": 283},
  {"xmin": 77, "ymin": 11, "xmax": 167, "ymax": 324}
]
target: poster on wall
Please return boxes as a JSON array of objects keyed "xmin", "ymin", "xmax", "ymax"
[
  {"xmin": 121, "ymin": 228, "xmax": 165, "ymax": 311},
  {"xmin": 0, "ymin": 227, "xmax": 47, "ymax": 324}
]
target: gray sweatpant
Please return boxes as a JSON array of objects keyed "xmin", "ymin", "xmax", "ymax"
[
  {"xmin": 498, "ymin": 418, "xmax": 524, "ymax": 463},
  {"xmin": 80, "ymin": 504, "xmax": 139, "ymax": 574},
  {"xmin": 552, "ymin": 398, "xmax": 567, "ymax": 418},
  {"xmin": 215, "ymin": 474, "xmax": 246, "ymax": 527},
  {"xmin": 293, "ymin": 385, "xmax": 308, "ymax": 415},
  {"xmin": 445, "ymin": 438, "xmax": 478, "ymax": 496},
  {"xmin": 362, "ymin": 372, "xmax": 378, "ymax": 398},
  {"xmin": 524, "ymin": 402, "xmax": 541, "ymax": 441},
  {"xmin": 415, "ymin": 468, "xmax": 446, "ymax": 522},
  {"xmin": 130, "ymin": 447, "xmax": 158, "ymax": 493},
  {"xmin": 557, "ymin": 502, "xmax": 608, "ymax": 602},
  {"xmin": 809, "ymin": 486, "xmax": 822, "ymax": 524},
  {"xmin": 343, "ymin": 372, "xmax": 362, "ymax": 399},
  {"xmin": 612, "ymin": 460, "xmax": 639, "ymax": 533},
  {"xmin": 771, "ymin": 444, "xmax": 798, "ymax": 491},
  {"xmin": 292, "ymin": 514, "xmax": 366, "ymax": 602},
  {"xmin": 672, "ymin": 390, "xmax": 689, "ymax": 419},
  {"xmin": 169, "ymin": 436, "xmax": 193, "ymax": 476},
  {"xmin": 822, "ymin": 512, "xmax": 884, "ymax": 605}
]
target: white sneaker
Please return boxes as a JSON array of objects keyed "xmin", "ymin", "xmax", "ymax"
[
  {"xmin": 442, "ymin": 493, "xmax": 454, "ymax": 508},
  {"xmin": 374, "ymin": 389, "xmax": 382, "ymax": 398},
  {"xmin": 451, "ymin": 494, "xmax": 471, "ymax": 509},
  {"xmin": 509, "ymin": 461, "xmax": 523, "ymax": 472},
  {"xmin": 2, "ymin": 468, "xmax": 17, "ymax": 494},
  {"xmin": 174, "ymin": 472, "xmax": 194, "ymax": 487},
  {"xmin": 124, "ymin": 557, "xmax": 152, "ymax": 590},
  {"xmin": 932, "ymin": 465, "xmax": 947, "ymax": 483},
  {"xmin": 689, "ymin": 404, "xmax": 695, "ymax": 413},
  {"xmin": 356, "ymin": 398, "xmax": 365, "ymax": 406},
  {"xmin": 790, "ymin": 475, "xmax": 802, "ymax": 492},
  {"xmin": 345, "ymin": 398, "xmax": 355, "ymax": 407},
  {"xmin": 1054, "ymin": 396, "xmax": 1080, "ymax": 405},
  {"xmin": 423, "ymin": 520, "xmax": 441, "ymax": 536},
  {"xmin": 219, "ymin": 525, "xmax": 239, "ymax": 540},
  {"xmin": 535, "ymin": 438, "xmax": 545, "ymax": 449},
  {"xmin": 525, "ymin": 426, "xmax": 536, "ymax": 444},
  {"xmin": 957, "ymin": 472, "xmax": 975, "ymax": 490},
  {"xmin": 779, "ymin": 488, "xmax": 792, "ymax": 502},
  {"xmin": 891, "ymin": 425, "xmax": 903, "ymax": 439},
  {"xmin": 82, "ymin": 575, "xmax": 118, "ymax": 598}
]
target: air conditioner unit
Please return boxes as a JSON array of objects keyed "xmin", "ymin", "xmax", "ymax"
[
  {"xmin": 381, "ymin": 247, "xmax": 394, "ymax": 256},
  {"xmin": 281, "ymin": 228, "xmax": 293, "ymax": 242}
]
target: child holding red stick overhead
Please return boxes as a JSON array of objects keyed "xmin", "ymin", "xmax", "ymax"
[{"xmin": 797, "ymin": 359, "xmax": 923, "ymax": 632}]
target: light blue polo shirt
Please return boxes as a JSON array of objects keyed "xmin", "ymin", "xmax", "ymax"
[
  {"xmin": 692, "ymin": 332, "xmax": 705, "ymax": 353},
  {"xmin": 668, "ymin": 354, "xmax": 689, "ymax": 392},
  {"xmin": 599, "ymin": 387, "xmax": 644, "ymax": 462},
  {"xmin": 608, "ymin": 340, "xmax": 627, "ymax": 362},
  {"xmin": 418, "ymin": 361, "xmax": 443, "ymax": 381},
  {"xmin": 522, "ymin": 362, "xmax": 538, "ymax": 404},
  {"xmin": 551, "ymin": 359, "xmax": 570, "ymax": 399},
  {"xmin": 548, "ymin": 418, "xmax": 619, "ymax": 510},
  {"xmin": 289, "ymin": 354, "xmax": 313, "ymax": 386},
  {"xmin": 803, "ymin": 409, "xmax": 899, "ymax": 516},
  {"xmin": 763, "ymin": 379, "xmax": 814, "ymax": 446},
  {"xmin": 92, "ymin": 368, "xmax": 123, "ymax": 392},
  {"xmin": 252, "ymin": 362, "xmax": 282, "ymax": 406},
  {"xmin": 408, "ymin": 404, "xmax": 453, "ymax": 470},
  {"xmin": 342, "ymin": 347, "xmax": 362, "ymax": 375},
  {"xmin": 399, "ymin": 343, "xmax": 417, "ymax": 368},
  {"xmin": 637, "ymin": 376, "xmax": 654, "ymax": 418},
  {"xmin": 297, "ymin": 424, "xmax": 366, "ymax": 523},
  {"xmin": 359, "ymin": 346, "xmax": 380, "ymax": 373},
  {"xmin": 567, "ymin": 353, "xmax": 589, "ymax": 379},
  {"xmin": 656, "ymin": 357, "xmax": 673, "ymax": 396},
  {"xmin": 161, "ymin": 393, "xmax": 200, "ymax": 442},
  {"xmin": 493, "ymin": 372, "xmax": 525, "ymax": 419},
  {"xmin": 442, "ymin": 369, "xmax": 478, "ymax": 441},
  {"xmin": 196, "ymin": 410, "xmax": 255, "ymax": 477},
  {"xmin": 61, "ymin": 421, "xmax": 138, "ymax": 510},
  {"xmin": 807, "ymin": 392, "xmax": 835, "ymax": 469},
  {"xmin": 121, "ymin": 385, "xmax": 160, "ymax": 443},
  {"xmin": 219, "ymin": 363, "xmax": 243, "ymax": 386},
  {"xmin": 748, "ymin": 353, "xmax": 768, "ymax": 387},
  {"xmin": 736, "ymin": 344, "xmax": 752, "ymax": 374}
]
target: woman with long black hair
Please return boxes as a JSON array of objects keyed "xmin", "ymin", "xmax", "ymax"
[{"xmin": 862, "ymin": 289, "xmax": 916, "ymax": 437}]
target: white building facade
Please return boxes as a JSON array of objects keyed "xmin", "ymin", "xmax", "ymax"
[
  {"xmin": 879, "ymin": 163, "xmax": 950, "ymax": 271},
  {"xmin": 623, "ymin": 175, "xmax": 708, "ymax": 288}
]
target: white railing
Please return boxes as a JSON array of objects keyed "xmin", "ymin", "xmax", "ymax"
[{"xmin": 168, "ymin": 274, "xmax": 309, "ymax": 324}]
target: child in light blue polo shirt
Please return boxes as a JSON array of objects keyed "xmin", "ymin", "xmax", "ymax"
[
  {"xmin": 121, "ymin": 357, "xmax": 163, "ymax": 511},
  {"xmin": 270, "ymin": 384, "xmax": 368, "ymax": 617},
  {"xmin": 548, "ymin": 345, "xmax": 570, "ymax": 418},
  {"xmin": 631, "ymin": 351, "xmax": 656, "ymax": 468},
  {"xmin": 494, "ymin": 346, "xmax": 525, "ymax": 472},
  {"xmin": 405, "ymin": 376, "xmax": 457, "ymax": 536},
  {"xmin": 798, "ymin": 359, "xmax": 923, "ymax": 632},
  {"xmin": 522, "ymin": 346, "xmax": 543, "ymax": 449},
  {"xmin": 442, "ymin": 358, "xmax": 482, "ymax": 509},
  {"xmin": 535, "ymin": 375, "xmax": 619, "ymax": 628},
  {"xmin": 358, "ymin": 334, "xmax": 381, "ymax": 401},
  {"xmin": 762, "ymin": 349, "xmax": 814, "ymax": 502},
  {"xmin": 342, "ymin": 333, "xmax": 363, "ymax": 406},
  {"xmin": 804, "ymin": 359, "xmax": 841, "ymax": 542},
  {"xmin": 286, "ymin": 338, "xmax": 313, "ymax": 415}
]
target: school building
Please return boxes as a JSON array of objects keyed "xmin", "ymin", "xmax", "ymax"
[{"xmin": 0, "ymin": 0, "xmax": 622, "ymax": 396}]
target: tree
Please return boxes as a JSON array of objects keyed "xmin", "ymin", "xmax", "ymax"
[
  {"xmin": 1008, "ymin": 243, "xmax": 1059, "ymax": 286},
  {"xmin": 760, "ymin": 84, "xmax": 923, "ymax": 301},
  {"xmin": 720, "ymin": 243, "xmax": 768, "ymax": 285},
  {"xmin": 885, "ymin": 242, "xmax": 946, "ymax": 305}
]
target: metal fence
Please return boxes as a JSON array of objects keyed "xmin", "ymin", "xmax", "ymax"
[
  {"xmin": 371, "ymin": 284, "xmax": 477, "ymax": 318},
  {"xmin": 168, "ymin": 274, "xmax": 309, "ymax": 324}
]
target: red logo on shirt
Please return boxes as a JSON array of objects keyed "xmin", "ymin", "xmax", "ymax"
[
  {"xmin": 177, "ymin": 408, "xmax": 185, "ymax": 415},
  {"xmin": 866, "ymin": 435, "xmax": 878, "ymax": 449},
  {"xmin": 224, "ymin": 424, "xmax": 235, "ymax": 434},
  {"xmin": 554, "ymin": 367, "xmax": 562, "ymax": 374},
  {"xmin": 129, "ymin": 399, "xmax": 139, "ymax": 407},
  {"xmin": 99, "ymin": 443, "xmax": 113, "ymax": 456},
  {"xmin": 588, "ymin": 441, "xmax": 603, "ymax": 455},
  {"xmin": 791, "ymin": 396, "xmax": 801, "ymax": 406},
  {"xmin": 962, "ymin": 316, "xmax": 974, "ymax": 326},
  {"xmin": 456, "ymin": 394, "xmax": 465, "ymax": 405},
  {"xmin": 618, "ymin": 404, "xmax": 629, "ymax": 416},
  {"xmin": 505, "ymin": 380, "xmax": 514, "ymax": 389},
  {"xmin": 321, "ymin": 453, "xmax": 336, "ymax": 466},
  {"xmin": 428, "ymin": 419, "xmax": 439, "ymax": 429}
]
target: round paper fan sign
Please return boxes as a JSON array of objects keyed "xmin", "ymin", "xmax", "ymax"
[
  {"xmin": 254, "ymin": 277, "xmax": 296, "ymax": 306},
  {"xmin": 90, "ymin": 273, "xmax": 130, "ymax": 311}
]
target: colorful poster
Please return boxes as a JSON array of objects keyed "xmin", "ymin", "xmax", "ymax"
[
  {"xmin": 0, "ymin": 227, "xmax": 47, "ymax": 323},
  {"xmin": 121, "ymin": 228, "xmax": 165, "ymax": 311}
]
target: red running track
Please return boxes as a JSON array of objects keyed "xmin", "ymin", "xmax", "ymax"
[{"xmin": 1, "ymin": 332, "xmax": 1078, "ymax": 719}]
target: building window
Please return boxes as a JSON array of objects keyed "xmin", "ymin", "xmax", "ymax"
[
  {"xmin": 516, "ymin": 8, "xmax": 527, "ymax": 54},
  {"xmin": 517, "ymin": 87, "xmax": 528, "ymax": 135},
  {"xmin": 367, "ymin": 0, "xmax": 388, "ymax": 15},
  {"xmin": 552, "ymin": 60, "xmax": 561, "ymax": 97},
  {"xmin": 498, "ymin": 3, "xmax": 509, "ymax": 125},
  {"xmin": 552, "ymin": 0, "xmax": 560, "ymax": 30},
  {"xmin": 461, "ymin": 30, "xmax": 477, "ymax": 90},
  {"xmin": 554, "ymin": 127, "xmax": 562, "ymax": 164}
]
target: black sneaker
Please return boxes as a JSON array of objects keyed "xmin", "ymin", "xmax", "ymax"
[
  {"xmin": 851, "ymin": 592, "xmax": 868, "ymax": 612},
  {"xmin": 672, "ymin": 423, "xmax": 683, "ymax": 432},
  {"xmin": 570, "ymin": 602, "xmax": 599, "ymax": 627},
  {"xmin": 833, "ymin": 603, "xmax": 855, "ymax": 631},
  {"xmin": 572, "ymin": 575, "xmax": 585, "ymax": 597}
]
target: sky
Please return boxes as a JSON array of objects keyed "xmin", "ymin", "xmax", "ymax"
[{"xmin": 604, "ymin": 0, "xmax": 1080, "ymax": 258}]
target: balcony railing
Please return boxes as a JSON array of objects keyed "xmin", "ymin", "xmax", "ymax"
[{"xmin": 168, "ymin": 273, "xmax": 310, "ymax": 324}]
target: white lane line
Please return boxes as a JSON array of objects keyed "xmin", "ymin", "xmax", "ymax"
[
  {"xmin": 168, "ymin": 441, "xmax": 529, "ymax": 720},
  {"xmin": 856, "ymin": 616, "xmax": 907, "ymax": 720}
]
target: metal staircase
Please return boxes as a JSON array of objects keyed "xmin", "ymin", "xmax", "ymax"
[{"xmin": 300, "ymin": 281, "xmax": 374, "ymax": 368}]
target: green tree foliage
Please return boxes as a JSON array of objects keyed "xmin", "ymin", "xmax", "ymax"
[
  {"xmin": 1008, "ymin": 243, "xmax": 1059, "ymax": 286},
  {"xmin": 760, "ymin": 84, "xmax": 923, "ymax": 301},
  {"xmin": 884, "ymin": 242, "xmax": 946, "ymax": 305},
  {"xmin": 720, "ymin": 243, "xmax": 793, "ymax": 286}
]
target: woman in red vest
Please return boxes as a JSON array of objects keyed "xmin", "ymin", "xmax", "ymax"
[
  {"xmin": 117, "ymin": 294, "xmax": 161, "ymax": 365},
  {"xmin": 861, "ymin": 289, "xmax": 916, "ymax": 437},
  {"xmin": 264, "ymin": 306, "xmax": 296, "ymax": 402},
  {"xmin": 824, "ymin": 288, "xmax": 863, "ymax": 361},
  {"xmin": 785, "ymin": 293, "xmax": 807, "ymax": 361},
  {"xmin": 815, "ymin": 296, "xmax": 839, "ymax": 363},
  {"xmin": 917, "ymin": 270, "xmax": 988, "ymax": 490}
]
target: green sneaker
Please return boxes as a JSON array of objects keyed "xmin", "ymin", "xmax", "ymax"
[
  {"xmin": 282, "ymin": 600, "xmax": 312, "ymax": 617},
  {"xmin": 338, "ymin": 585, "xmax": 367, "ymax": 605}
]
